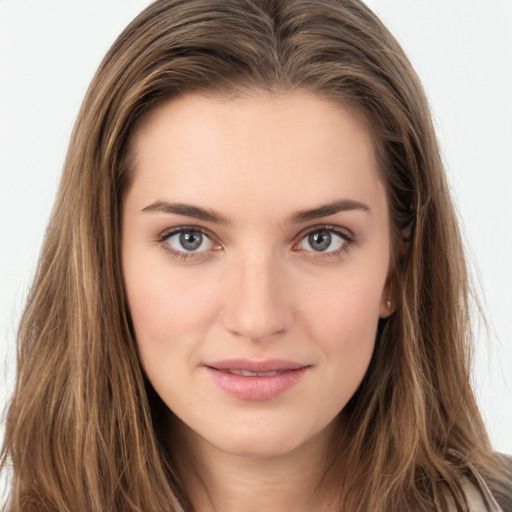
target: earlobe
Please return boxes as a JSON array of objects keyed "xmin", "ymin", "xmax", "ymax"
[
  {"xmin": 379, "ymin": 293, "xmax": 395, "ymax": 319},
  {"xmin": 379, "ymin": 275, "xmax": 397, "ymax": 318},
  {"xmin": 379, "ymin": 230, "xmax": 410, "ymax": 319}
]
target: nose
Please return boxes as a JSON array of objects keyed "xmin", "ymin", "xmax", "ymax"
[{"xmin": 221, "ymin": 252, "xmax": 291, "ymax": 343}]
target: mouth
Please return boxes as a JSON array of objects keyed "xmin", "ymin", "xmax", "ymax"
[
  {"xmin": 205, "ymin": 359, "xmax": 310, "ymax": 400},
  {"xmin": 206, "ymin": 358, "xmax": 308, "ymax": 373},
  {"xmin": 217, "ymin": 369, "xmax": 290, "ymax": 377}
]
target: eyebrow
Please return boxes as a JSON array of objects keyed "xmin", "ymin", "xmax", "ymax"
[
  {"xmin": 141, "ymin": 201, "xmax": 230, "ymax": 224},
  {"xmin": 141, "ymin": 198, "xmax": 370, "ymax": 224},
  {"xmin": 288, "ymin": 199, "xmax": 370, "ymax": 224}
]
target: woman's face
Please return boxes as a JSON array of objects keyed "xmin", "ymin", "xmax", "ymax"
[{"xmin": 122, "ymin": 92, "xmax": 392, "ymax": 459}]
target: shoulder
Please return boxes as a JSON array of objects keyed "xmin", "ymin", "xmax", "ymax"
[
  {"xmin": 442, "ymin": 451, "xmax": 511, "ymax": 512},
  {"xmin": 459, "ymin": 478, "xmax": 503, "ymax": 512},
  {"xmin": 445, "ymin": 478, "xmax": 503, "ymax": 512},
  {"xmin": 454, "ymin": 453, "xmax": 512, "ymax": 512}
]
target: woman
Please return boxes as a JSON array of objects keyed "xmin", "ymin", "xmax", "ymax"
[{"xmin": 1, "ymin": 0, "xmax": 511, "ymax": 511}]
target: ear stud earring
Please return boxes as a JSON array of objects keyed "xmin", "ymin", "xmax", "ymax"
[{"xmin": 386, "ymin": 297, "xmax": 392, "ymax": 310}]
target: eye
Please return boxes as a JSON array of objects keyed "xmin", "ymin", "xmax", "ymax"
[
  {"xmin": 158, "ymin": 227, "xmax": 220, "ymax": 258},
  {"xmin": 296, "ymin": 227, "xmax": 351, "ymax": 254},
  {"xmin": 168, "ymin": 231, "xmax": 212, "ymax": 252}
]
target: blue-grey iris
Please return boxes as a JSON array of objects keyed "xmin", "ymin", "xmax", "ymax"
[
  {"xmin": 180, "ymin": 232, "xmax": 203, "ymax": 251},
  {"xmin": 308, "ymin": 230, "xmax": 331, "ymax": 251}
]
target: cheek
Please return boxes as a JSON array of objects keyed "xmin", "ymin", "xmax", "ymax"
[
  {"xmin": 297, "ymin": 268, "xmax": 385, "ymax": 389},
  {"xmin": 123, "ymin": 251, "xmax": 222, "ymax": 355},
  {"xmin": 300, "ymin": 267, "xmax": 384, "ymax": 338},
  {"xmin": 123, "ymin": 258, "xmax": 225, "ymax": 407}
]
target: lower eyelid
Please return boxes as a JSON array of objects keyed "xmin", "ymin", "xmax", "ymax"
[
  {"xmin": 163, "ymin": 247, "xmax": 195, "ymax": 261},
  {"xmin": 161, "ymin": 242, "xmax": 214, "ymax": 262}
]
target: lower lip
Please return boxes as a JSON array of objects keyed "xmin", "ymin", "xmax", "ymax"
[{"xmin": 206, "ymin": 367, "xmax": 309, "ymax": 401}]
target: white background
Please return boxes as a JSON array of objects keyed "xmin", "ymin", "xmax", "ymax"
[{"xmin": 1, "ymin": 0, "xmax": 511, "ymax": 455}]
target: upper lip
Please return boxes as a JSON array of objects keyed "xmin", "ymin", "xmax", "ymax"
[{"xmin": 206, "ymin": 359, "xmax": 309, "ymax": 373}]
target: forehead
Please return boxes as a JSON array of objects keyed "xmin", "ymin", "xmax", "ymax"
[{"xmin": 126, "ymin": 91, "xmax": 386, "ymax": 220}]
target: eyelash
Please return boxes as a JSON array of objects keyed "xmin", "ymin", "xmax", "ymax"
[
  {"xmin": 155, "ymin": 224, "xmax": 355, "ymax": 262},
  {"xmin": 155, "ymin": 226, "xmax": 218, "ymax": 261},
  {"xmin": 293, "ymin": 224, "xmax": 354, "ymax": 259}
]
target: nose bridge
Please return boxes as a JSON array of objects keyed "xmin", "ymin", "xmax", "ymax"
[{"xmin": 221, "ymin": 248, "xmax": 290, "ymax": 342}]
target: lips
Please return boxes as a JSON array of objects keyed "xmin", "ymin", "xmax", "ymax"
[
  {"xmin": 221, "ymin": 369, "xmax": 286, "ymax": 377},
  {"xmin": 205, "ymin": 359, "xmax": 310, "ymax": 400},
  {"xmin": 207, "ymin": 358, "xmax": 307, "ymax": 372}
]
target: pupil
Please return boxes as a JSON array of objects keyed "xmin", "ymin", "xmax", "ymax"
[
  {"xmin": 180, "ymin": 232, "xmax": 202, "ymax": 251},
  {"xmin": 308, "ymin": 230, "xmax": 331, "ymax": 251}
]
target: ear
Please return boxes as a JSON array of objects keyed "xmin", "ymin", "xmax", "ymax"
[
  {"xmin": 379, "ymin": 226, "xmax": 411, "ymax": 318},
  {"xmin": 378, "ymin": 279, "xmax": 395, "ymax": 319}
]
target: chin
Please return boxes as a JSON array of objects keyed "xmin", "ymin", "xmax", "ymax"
[
  {"xmin": 196, "ymin": 414, "xmax": 337, "ymax": 461},
  {"xmin": 218, "ymin": 433, "xmax": 303, "ymax": 459}
]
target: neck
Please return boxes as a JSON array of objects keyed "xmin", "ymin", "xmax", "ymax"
[{"xmin": 169, "ymin": 418, "xmax": 340, "ymax": 512}]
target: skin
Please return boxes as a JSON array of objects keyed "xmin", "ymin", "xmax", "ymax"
[{"xmin": 122, "ymin": 92, "xmax": 393, "ymax": 512}]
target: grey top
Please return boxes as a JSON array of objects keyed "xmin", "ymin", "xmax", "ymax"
[{"xmin": 458, "ymin": 478, "xmax": 503, "ymax": 512}]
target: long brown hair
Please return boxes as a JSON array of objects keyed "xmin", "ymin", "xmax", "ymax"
[{"xmin": 2, "ymin": 1, "xmax": 510, "ymax": 511}]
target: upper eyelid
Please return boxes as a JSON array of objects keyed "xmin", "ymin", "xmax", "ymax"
[
  {"xmin": 295, "ymin": 224, "xmax": 354, "ymax": 242},
  {"xmin": 157, "ymin": 225, "xmax": 215, "ymax": 241}
]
